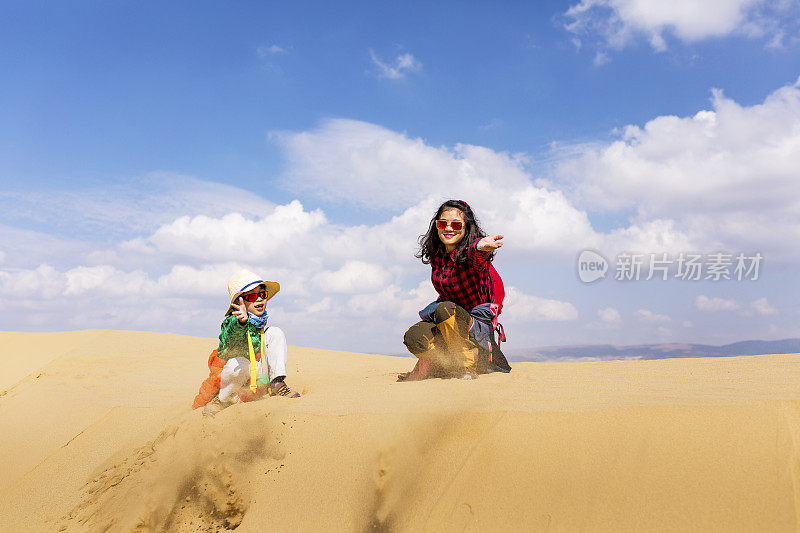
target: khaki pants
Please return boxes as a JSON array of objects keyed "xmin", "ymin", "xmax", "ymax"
[{"xmin": 403, "ymin": 301, "xmax": 481, "ymax": 375}]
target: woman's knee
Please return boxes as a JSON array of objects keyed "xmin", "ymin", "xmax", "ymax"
[
  {"xmin": 433, "ymin": 301, "xmax": 458, "ymax": 324},
  {"xmin": 403, "ymin": 323, "xmax": 434, "ymax": 355},
  {"xmin": 403, "ymin": 328, "xmax": 425, "ymax": 354}
]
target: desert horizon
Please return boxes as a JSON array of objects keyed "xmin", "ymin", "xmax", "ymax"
[{"xmin": 2, "ymin": 329, "xmax": 800, "ymax": 531}]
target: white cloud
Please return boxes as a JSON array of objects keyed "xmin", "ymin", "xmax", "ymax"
[
  {"xmin": 0, "ymin": 264, "xmax": 65, "ymax": 298},
  {"xmin": 346, "ymin": 282, "xmax": 438, "ymax": 320},
  {"xmin": 274, "ymin": 118, "xmax": 602, "ymax": 256},
  {"xmin": 126, "ymin": 199, "xmax": 430, "ymax": 288},
  {"xmin": 696, "ymin": 294, "xmax": 741, "ymax": 312},
  {"xmin": 569, "ymin": 84, "xmax": 800, "ymax": 213},
  {"xmin": 0, "ymin": 261, "xmax": 315, "ymax": 342},
  {"xmin": 563, "ymin": 0, "xmax": 796, "ymax": 53},
  {"xmin": 306, "ymin": 297, "xmax": 336, "ymax": 314},
  {"xmin": 369, "ymin": 50, "xmax": 421, "ymax": 79},
  {"xmin": 593, "ymin": 50, "xmax": 611, "ymax": 66},
  {"xmin": 0, "ymin": 172, "xmax": 274, "ymax": 241},
  {"xmin": 64, "ymin": 265, "xmax": 153, "ymax": 297},
  {"xmin": 142, "ymin": 201, "xmax": 328, "ymax": 266},
  {"xmin": 751, "ymin": 296, "xmax": 778, "ymax": 315},
  {"xmin": 275, "ymin": 119, "xmax": 460, "ymax": 207},
  {"xmin": 155, "ymin": 263, "xmax": 249, "ymax": 297},
  {"xmin": 275, "ymin": 118, "xmax": 719, "ymax": 260},
  {"xmin": 272, "ymin": 118, "xmax": 708, "ymax": 261},
  {"xmin": 635, "ymin": 309, "xmax": 671, "ymax": 323},
  {"xmin": 604, "ymin": 219, "xmax": 694, "ymax": 256},
  {"xmin": 314, "ymin": 260, "xmax": 390, "ymax": 294},
  {"xmin": 598, "ymin": 307, "xmax": 621, "ymax": 323},
  {"xmin": 478, "ymin": 118, "xmax": 504, "ymax": 131},
  {"xmin": 347, "ymin": 285, "xmax": 401, "ymax": 317},
  {"xmin": 586, "ymin": 306, "xmax": 622, "ymax": 330},
  {"xmin": 257, "ymin": 44, "xmax": 287, "ymax": 56},
  {"xmin": 503, "ymin": 286, "xmax": 579, "ymax": 322},
  {"xmin": 0, "ymin": 199, "xmax": 579, "ymax": 342},
  {"xmin": 558, "ymin": 77, "xmax": 800, "ymax": 261},
  {"xmin": 273, "ymin": 111, "xmax": 800, "ymax": 270}
]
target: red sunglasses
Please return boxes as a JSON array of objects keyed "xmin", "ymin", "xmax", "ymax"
[
  {"xmin": 436, "ymin": 219, "xmax": 463, "ymax": 231},
  {"xmin": 241, "ymin": 290, "xmax": 267, "ymax": 302}
]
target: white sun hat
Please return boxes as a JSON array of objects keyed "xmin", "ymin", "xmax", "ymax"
[{"xmin": 226, "ymin": 269, "xmax": 280, "ymax": 315}]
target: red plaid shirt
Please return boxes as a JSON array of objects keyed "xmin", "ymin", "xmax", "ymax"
[{"xmin": 431, "ymin": 237, "xmax": 492, "ymax": 311}]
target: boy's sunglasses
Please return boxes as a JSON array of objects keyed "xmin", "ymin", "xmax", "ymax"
[
  {"xmin": 436, "ymin": 219, "xmax": 463, "ymax": 231},
  {"xmin": 241, "ymin": 290, "xmax": 267, "ymax": 302}
]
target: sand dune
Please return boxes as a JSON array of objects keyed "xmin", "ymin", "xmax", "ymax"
[{"xmin": 1, "ymin": 331, "xmax": 800, "ymax": 531}]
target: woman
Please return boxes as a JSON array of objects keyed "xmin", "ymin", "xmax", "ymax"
[{"xmin": 398, "ymin": 199, "xmax": 511, "ymax": 381}]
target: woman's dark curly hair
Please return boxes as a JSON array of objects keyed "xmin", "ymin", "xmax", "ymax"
[{"xmin": 416, "ymin": 200, "xmax": 493, "ymax": 264}]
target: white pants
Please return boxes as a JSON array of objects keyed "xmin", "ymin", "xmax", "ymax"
[{"xmin": 218, "ymin": 326, "xmax": 288, "ymax": 403}]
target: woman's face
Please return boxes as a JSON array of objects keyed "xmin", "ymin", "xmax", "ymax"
[{"xmin": 437, "ymin": 208, "xmax": 466, "ymax": 252}]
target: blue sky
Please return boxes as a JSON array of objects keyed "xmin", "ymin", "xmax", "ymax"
[{"xmin": 2, "ymin": 1, "xmax": 800, "ymax": 356}]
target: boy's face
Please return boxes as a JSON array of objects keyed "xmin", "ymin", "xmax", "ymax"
[{"xmin": 242, "ymin": 284, "xmax": 268, "ymax": 315}]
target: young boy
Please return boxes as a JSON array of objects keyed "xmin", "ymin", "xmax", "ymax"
[{"xmin": 193, "ymin": 269, "xmax": 300, "ymax": 416}]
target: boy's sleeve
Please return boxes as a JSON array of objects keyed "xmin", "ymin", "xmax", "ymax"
[{"xmin": 217, "ymin": 315, "xmax": 246, "ymax": 358}]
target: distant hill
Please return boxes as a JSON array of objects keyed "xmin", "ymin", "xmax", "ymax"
[{"xmin": 507, "ymin": 338, "xmax": 800, "ymax": 362}]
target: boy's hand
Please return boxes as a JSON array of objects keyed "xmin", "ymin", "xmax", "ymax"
[
  {"xmin": 231, "ymin": 297, "xmax": 248, "ymax": 323},
  {"xmin": 477, "ymin": 234, "xmax": 504, "ymax": 252}
]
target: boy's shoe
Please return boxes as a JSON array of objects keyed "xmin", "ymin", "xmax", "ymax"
[
  {"xmin": 202, "ymin": 396, "xmax": 224, "ymax": 417},
  {"xmin": 459, "ymin": 372, "xmax": 478, "ymax": 380},
  {"xmin": 269, "ymin": 381, "xmax": 300, "ymax": 398}
]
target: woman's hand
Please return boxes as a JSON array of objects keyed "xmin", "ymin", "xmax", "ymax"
[
  {"xmin": 477, "ymin": 234, "xmax": 504, "ymax": 252},
  {"xmin": 231, "ymin": 297, "xmax": 248, "ymax": 323}
]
